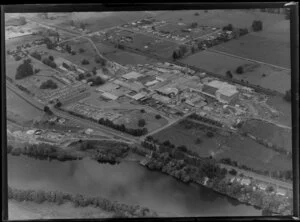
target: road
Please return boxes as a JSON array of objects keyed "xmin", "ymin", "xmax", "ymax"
[
  {"xmin": 207, "ymin": 48, "xmax": 291, "ymax": 71},
  {"xmin": 246, "ymin": 117, "xmax": 292, "ymax": 130},
  {"xmin": 140, "ymin": 111, "xmax": 194, "ymax": 141},
  {"xmin": 219, "ymin": 163, "xmax": 293, "ymax": 191},
  {"xmin": 7, "ymin": 80, "xmax": 137, "ymax": 143}
]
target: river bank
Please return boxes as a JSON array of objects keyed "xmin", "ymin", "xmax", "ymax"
[
  {"xmin": 8, "ymin": 154, "xmax": 262, "ymax": 217},
  {"xmin": 8, "ymin": 186, "xmax": 157, "ymax": 218}
]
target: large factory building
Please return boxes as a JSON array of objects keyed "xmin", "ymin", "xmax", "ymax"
[{"xmin": 202, "ymin": 80, "xmax": 239, "ymax": 104}]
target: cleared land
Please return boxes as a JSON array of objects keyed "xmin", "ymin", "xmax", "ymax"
[
  {"xmin": 241, "ymin": 119, "xmax": 292, "ymax": 151},
  {"xmin": 182, "ymin": 50, "xmax": 290, "ymax": 94},
  {"xmin": 152, "ymin": 121, "xmax": 292, "ymax": 172},
  {"xmin": 212, "ymin": 34, "xmax": 290, "ymax": 68},
  {"xmin": 113, "ymin": 109, "xmax": 168, "ymax": 132}
]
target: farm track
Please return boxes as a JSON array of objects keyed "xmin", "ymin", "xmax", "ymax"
[{"xmin": 207, "ymin": 48, "xmax": 291, "ymax": 71}]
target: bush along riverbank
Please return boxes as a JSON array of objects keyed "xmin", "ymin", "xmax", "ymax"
[
  {"xmin": 8, "ymin": 186, "xmax": 158, "ymax": 218},
  {"xmin": 75, "ymin": 140, "xmax": 130, "ymax": 165},
  {"xmin": 143, "ymin": 150, "xmax": 292, "ymax": 215},
  {"xmin": 8, "ymin": 143, "xmax": 82, "ymax": 161}
]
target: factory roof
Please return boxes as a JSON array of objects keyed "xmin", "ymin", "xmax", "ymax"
[
  {"xmin": 156, "ymin": 87, "xmax": 179, "ymax": 95},
  {"xmin": 101, "ymin": 92, "xmax": 119, "ymax": 100},
  {"xmin": 96, "ymin": 82, "xmax": 119, "ymax": 92},
  {"xmin": 122, "ymin": 71, "xmax": 143, "ymax": 80},
  {"xmin": 132, "ymin": 92, "xmax": 147, "ymax": 100}
]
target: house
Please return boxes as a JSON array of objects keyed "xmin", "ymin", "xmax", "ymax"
[
  {"xmin": 257, "ymin": 183, "xmax": 267, "ymax": 191},
  {"xmin": 101, "ymin": 92, "xmax": 119, "ymax": 100},
  {"xmin": 122, "ymin": 71, "xmax": 143, "ymax": 80},
  {"xmin": 240, "ymin": 178, "xmax": 251, "ymax": 186},
  {"xmin": 276, "ymin": 188, "xmax": 287, "ymax": 196}
]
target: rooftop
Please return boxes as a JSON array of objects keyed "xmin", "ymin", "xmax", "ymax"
[{"xmin": 122, "ymin": 71, "xmax": 143, "ymax": 80}]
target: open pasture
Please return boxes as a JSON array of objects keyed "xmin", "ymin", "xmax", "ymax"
[
  {"xmin": 241, "ymin": 119, "xmax": 292, "ymax": 151},
  {"xmin": 152, "ymin": 120, "xmax": 292, "ymax": 172},
  {"xmin": 114, "ymin": 109, "xmax": 168, "ymax": 132},
  {"xmin": 155, "ymin": 10, "xmax": 287, "ymax": 30},
  {"xmin": 182, "ymin": 50, "xmax": 290, "ymax": 94},
  {"xmin": 212, "ymin": 33, "xmax": 290, "ymax": 68}
]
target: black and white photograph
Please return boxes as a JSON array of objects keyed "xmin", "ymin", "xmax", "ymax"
[{"xmin": 2, "ymin": 3, "xmax": 299, "ymax": 220}]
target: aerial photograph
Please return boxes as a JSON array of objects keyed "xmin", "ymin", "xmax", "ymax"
[{"xmin": 6, "ymin": 8, "xmax": 293, "ymax": 219}]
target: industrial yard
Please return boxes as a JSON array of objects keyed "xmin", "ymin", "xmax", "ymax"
[{"xmin": 5, "ymin": 9, "xmax": 294, "ymax": 219}]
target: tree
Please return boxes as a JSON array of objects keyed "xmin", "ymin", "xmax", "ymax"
[
  {"xmin": 266, "ymin": 185, "xmax": 274, "ymax": 192},
  {"xmin": 195, "ymin": 138, "xmax": 202, "ymax": 144},
  {"xmin": 90, "ymin": 76, "xmax": 105, "ymax": 86},
  {"xmin": 191, "ymin": 22, "xmax": 198, "ymax": 29},
  {"xmin": 155, "ymin": 114, "xmax": 161, "ymax": 119},
  {"xmin": 206, "ymin": 131, "xmax": 214, "ymax": 138},
  {"xmin": 30, "ymin": 51, "xmax": 42, "ymax": 60},
  {"xmin": 252, "ymin": 20, "xmax": 263, "ymax": 31},
  {"xmin": 177, "ymin": 145, "xmax": 187, "ymax": 152},
  {"xmin": 77, "ymin": 73, "xmax": 85, "ymax": 80},
  {"xmin": 236, "ymin": 66, "xmax": 244, "ymax": 74},
  {"xmin": 229, "ymin": 169, "xmax": 237, "ymax": 175},
  {"xmin": 226, "ymin": 70, "xmax": 233, "ymax": 79},
  {"xmin": 223, "ymin": 24, "xmax": 233, "ymax": 31},
  {"xmin": 138, "ymin": 119, "xmax": 146, "ymax": 127},
  {"xmin": 79, "ymin": 48, "xmax": 85, "ymax": 53},
  {"xmin": 15, "ymin": 59, "xmax": 34, "ymax": 80},
  {"xmin": 194, "ymin": 12, "xmax": 199, "ymax": 16},
  {"xmin": 43, "ymin": 106, "xmax": 53, "ymax": 115},
  {"xmin": 40, "ymin": 79, "xmax": 58, "ymax": 89},
  {"xmin": 81, "ymin": 59, "xmax": 90, "ymax": 65},
  {"xmin": 284, "ymin": 89, "xmax": 291, "ymax": 102},
  {"xmin": 48, "ymin": 55, "xmax": 54, "ymax": 61},
  {"xmin": 140, "ymin": 109, "xmax": 145, "ymax": 113},
  {"xmin": 92, "ymin": 67, "xmax": 97, "ymax": 75},
  {"xmin": 19, "ymin": 16, "xmax": 27, "ymax": 25}
]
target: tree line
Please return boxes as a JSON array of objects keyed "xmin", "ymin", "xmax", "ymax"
[{"xmin": 8, "ymin": 186, "xmax": 157, "ymax": 218}]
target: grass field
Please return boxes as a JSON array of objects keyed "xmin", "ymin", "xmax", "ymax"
[
  {"xmin": 181, "ymin": 50, "xmax": 290, "ymax": 94},
  {"xmin": 266, "ymin": 95, "xmax": 292, "ymax": 127},
  {"xmin": 114, "ymin": 109, "xmax": 168, "ymax": 132},
  {"xmin": 154, "ymin": 10, "xmax": 287, "ymax": 30},
  {"xmin": 6, "ymin": 87, "xmax": 44, "ymax": 122},
  {"xmin": 212, "ymin": 33, "xmax": 290, "ymax": 68},
  {"xmin": 152, "ymin": 121, "xmax": 292, "ymax": 172},
  {"xmin": 241, "ymin": 119, "xmax": 292, "ymax": 151}
]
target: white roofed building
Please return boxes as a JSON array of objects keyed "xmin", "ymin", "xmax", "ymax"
[{"xmin": 122, "ymin": 71, "xmax": 143, "ymax": 80}]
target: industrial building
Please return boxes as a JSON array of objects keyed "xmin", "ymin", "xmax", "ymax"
[
  {"xmin": 156, "ymin": 87, "xmax": 179, "ymax": 98},
  {"xmin": 122, "ymin": 71, "xmax": 143, "ymax": 80},
  {"xmin": 202, "ymin": 80, "xmax": 239, "ymax": 104}
]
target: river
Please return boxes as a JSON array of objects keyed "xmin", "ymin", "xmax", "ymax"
[{"xmin": 8, "ymin": 155, "xmax": 262, "ymax": 217}]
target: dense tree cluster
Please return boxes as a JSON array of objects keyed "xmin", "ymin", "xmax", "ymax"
[
  {"xmin": 236, "ymin": 66, "xmax": 244, "ymax": 74},
  {"xmin": 42, "ymin": 58, "xmax": 57, "ymax": 69},
  {"xmin": 252, "ymin": 20, "xmax": 263, "ymax": 32},
  {"xmin": 30, "ymin": 51, "xmax": 42, "ymax": 60},
  {"xmin": 8, "ymin": 187, "xmax": 158, "ymax": 218},
  {"xmin": 189, "ymin": 113, "xmax": 223, "ymax": 127},
  {"xmin": 223, "ymin": 24, "xmax": 233, "ymax": 31},
  {"xmin": 15, "ymin": 59, "xmax": 34, "ymax": 80},
  {"xmin": 284, "ymin": 89, "xmax": 291, "ymax": 102},
  {"xmin": 9, "ymin": 143, "xmax": 81, "ymax": 161},
  {"xmin": 98, "ymin": 118, "xmax": 148, "ymax": 136},
  {"xmin": 81, "ymin": 59, "xmax": 90, "ymax": 65},
  {"xmin": 138, "ymin": 119, "xmax": 146, "ymax": 127},
  {"xmin": 87, "ymin": 76, "xmax": 105, "ymax": 86},
  {"xmin": 40, "ymin": 79, "xmax": 58, "ymax": 89}
]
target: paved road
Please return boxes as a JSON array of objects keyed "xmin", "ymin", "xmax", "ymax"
[
  {"xmin": 246, "ymin": 117, "xmax": 292, "ymax": 130},
  {"xmin": 207, "ymin": 48, "xmax": 291, "ymax": 71}
]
